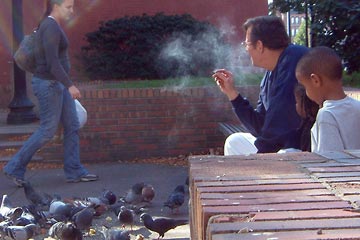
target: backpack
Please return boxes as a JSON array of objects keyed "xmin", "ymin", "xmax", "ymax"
[{"xmin": 13, "ymin": 31, "xmax": 36, "ymax": 73}]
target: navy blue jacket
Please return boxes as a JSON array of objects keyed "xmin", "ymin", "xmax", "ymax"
[{"xmin": 231, "ymin": 44, "xmax": 309, "ymax": 153}]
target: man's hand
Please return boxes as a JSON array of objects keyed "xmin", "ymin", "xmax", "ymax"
[
  {"xmin": 212, "ymin": 69, "xmax": 239, "ymax": 100},
  {"xmin": 68, "ymin": 85, "xmax": 81, "ymax": 99}
]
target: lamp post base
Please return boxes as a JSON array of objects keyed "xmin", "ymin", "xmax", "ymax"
[
  {"xmin": 7, "ymin": 97, "xmax": 37, "ymax": 124},
  {"xmin": 7, "ymin": 108, "xmax": 37, "ymax": 124}
]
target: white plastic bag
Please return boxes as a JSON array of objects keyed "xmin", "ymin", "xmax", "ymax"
[{"xmin": 75, "ymin": 99, "xmax": 87, "ymax": 128}]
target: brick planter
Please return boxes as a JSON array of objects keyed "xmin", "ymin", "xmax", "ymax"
[{"xmin": 75, "ymin": 85, "xmax": 259, "ymax": 162}]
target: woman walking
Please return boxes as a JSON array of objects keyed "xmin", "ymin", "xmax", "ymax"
[{"xmin": 4, "ymin": 0, "xmax": 98, "ymax": 186}]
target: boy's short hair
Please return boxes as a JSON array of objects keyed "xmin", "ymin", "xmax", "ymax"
[
  {"xmin": 243, "ymin": 16, "xmax": 290, "ymax": 50},
  {"xmin": 296, "ymin": 46, "xmax": 343, "ymax": 81}
]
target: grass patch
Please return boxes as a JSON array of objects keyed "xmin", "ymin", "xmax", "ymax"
[
  {"xmin": 343, "ymin": 71, "xmax": 360, "ymax": 88},
  {"xmin": 97, "ymin": 73, "xmax": 263, "ymax": 89}
]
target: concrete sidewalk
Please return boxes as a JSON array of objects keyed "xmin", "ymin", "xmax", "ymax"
[{"xmin": 0, "ymin": 162, "xmax": 190, "ymax": 240}]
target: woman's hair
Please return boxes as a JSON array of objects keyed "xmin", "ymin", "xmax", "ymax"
[
  {"xmin": 40, "ymin": 0, "xmax": 64, "ymax": 22},
  {"xmin": 294, "ymin": 84, "xmax": 318, "ymax": 120},
  {"xmin": 294, "ymin": 84, "xmax": 319, "ymax": 152},
  {"xmin": 243, "ymin": 16, "xmax": 290, "ymax": 50}
]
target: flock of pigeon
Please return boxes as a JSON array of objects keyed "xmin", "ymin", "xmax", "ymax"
[{"xmin": 0, "ymin": 180, "xmax": 188, "ymax": 240}]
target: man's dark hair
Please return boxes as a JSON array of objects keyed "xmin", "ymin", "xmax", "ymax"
[{"xmin": 243, "ymin": 16, "xmax": 290, "ymax": 50}]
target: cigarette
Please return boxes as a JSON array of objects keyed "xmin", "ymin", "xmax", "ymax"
[{"xmin": 212, "ymin": 69, "xmax": 222, "ymax": 74}]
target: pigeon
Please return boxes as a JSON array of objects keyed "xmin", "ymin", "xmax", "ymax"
[
  {"xmin": 0, "ymin": 219, "xmax": 14, "ymax": 232},
  {"xmin": 141, "ymin": 184, "xmax": 155, "ymax": 202},
  {"xmin": 128, "ymin": 204, "xmax": 147, "ymax": 215},
  {"xmin": 54, "ymin": 205, "xmax": 75, "ymax": 221},
  {"xmin": 1, "ymin": 223, "xmax": 39, "ymax": 240},
  {"xmin": 94, "ymin": 203, "xmax": 109, "ymax": 217},
  {"xmin": 140, "ymin": 213, "xmax": 188, "ymax": 239},
  {"xmin": 13, "ymin": 216, "xmax": 34, "ymax": 227},
  {"xmin": 23, "ymin": 204, "xmax": 51, "ymax": 228},
  {"xmin": 71, "ymin": 206, "xmax": 95, "ymax": 231},
  {"xmin": 0, "ymin": 194, "xmax": 15, "ymax": 217},
  {"xmin": 116, "ymin": 206, "xmax": 135, "ymax": 230},
  {"xmin": 163, "ymin": 185, "xmax": 185, "ymax": 213},
  {"xmin": 49, "ymin": 200, "xmax": 67, "ymax": 214},
  {"xmin": 100, "ymin": 226, "xmax": 130, "ymax": 240},
  {"xmin": 83, "ymin": 197, "xmax": 104, "ymax": 205},
  {"xmin": 124, "ymin": 182, "xmax": 145, "ymax": 204},
  {"xmin": 70, "ymin": 189, "xmax": 116, "ymax": 207},
  {"xmin": 0, "ymin": 195, "xmax": 23, "ymax": 224},
  {"xmin": 64, "ymin": 196, "xmax": 107, "ymax": 217},
  {"xmin": 69, "ymin": 205, "xmax": 86, "ymax": 218},
  {"xmin": 101, "ymin": 189, "xmax": 117, "ymax": 205},
  {"xmin": 48, "ymin": 221, "xmax": 83, "ymax": 240},
  {"xmin": 23, "ymin": 181, "xmax": 50, "ymax": 209},
  {"xmin": 13, "ymin": 208, "xmax": 37, "ymax": 226},
  {"xmin": 1, "ymin": 207, "xmax": 23, "ymax": 222}
]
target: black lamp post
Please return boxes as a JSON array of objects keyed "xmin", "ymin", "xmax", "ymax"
[
  {"xmin": 304, "ymin": 0, "xmax": 309, "ymax": 47},
  {"xmin": 7, "ymin": 0, "xmax": 37, "ymax": 124}
]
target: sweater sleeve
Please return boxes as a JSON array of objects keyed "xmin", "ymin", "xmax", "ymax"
[
  {"xmin": 42, "ymin": 22, "xmax": 73, "ymax": 88},
  {"xmin": 230, "ymin": 92, "xmax": 265, "ymax": 137}
]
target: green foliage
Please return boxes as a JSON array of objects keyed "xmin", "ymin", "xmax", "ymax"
[
  {"xmin": 79, "ymin": 13, "xmax": 227, "ymax": 80},
  {"xmin": 269, "ymin": 0, "xmax": 310, "ymax": 14},
  {"xmin": 311, "ymin": 0, "xmax": 360, "ymax": 73},
  {"xmin": 293, "ymin": 20, "xmax": 307, "ymax": 46},
  {"xmin": 270, "ymin": 0, "xmax": 360, "ymax": 74}
]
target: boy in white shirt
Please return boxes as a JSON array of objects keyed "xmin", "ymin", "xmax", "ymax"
[{"xmin": 295, "ymin": 46, "xmax": 360, "ymax": 153}]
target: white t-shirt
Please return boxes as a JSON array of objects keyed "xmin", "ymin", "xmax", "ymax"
[{"xmin": 311, "ymin": 96, "xmax": 360, "ymax": 153}]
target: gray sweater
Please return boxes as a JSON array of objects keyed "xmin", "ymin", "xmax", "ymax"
[
  {"xmin": 311, "ymin": 96, "xmax": 360, "ymax": 153},
  {"xmin": 34, "ymin": 17, "xmax": 73, "ymax": 88}
]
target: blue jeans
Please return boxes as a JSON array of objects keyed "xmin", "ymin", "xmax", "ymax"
[{"xmin": 4, "ymin": 77, "xmax": 88, "ymax": 180}]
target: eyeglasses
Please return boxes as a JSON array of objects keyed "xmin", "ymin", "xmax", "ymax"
[{"xmin": 241, "ymin": 41, "xmax": 252, "ymax": 49}]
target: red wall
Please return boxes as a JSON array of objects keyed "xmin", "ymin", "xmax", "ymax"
[
  {"xmin": 0, "ymin": 0, "xmax": 267, "ymax": 108},
  {"xmin": 40, "ymin": 85, "xmax": 260, "ymax": 162}
]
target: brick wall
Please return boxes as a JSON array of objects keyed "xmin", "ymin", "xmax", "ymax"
[
  {"xmin": 0, "ymin": 0, "xmax": 267, "ymax": 108},
  {"xmin": 57, "ymin": 85, "xmax": 259, "ymax": 162}
]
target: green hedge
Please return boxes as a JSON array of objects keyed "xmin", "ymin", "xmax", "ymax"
[{"xmin": 79, "ymin": 13, "xmax": 228, "ymax": 80}]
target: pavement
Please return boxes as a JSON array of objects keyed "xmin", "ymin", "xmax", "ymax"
[{"xmin": 0, "ymin": 162, "xmax": 190, "ymax": 240}]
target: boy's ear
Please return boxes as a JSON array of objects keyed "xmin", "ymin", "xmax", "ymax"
[{"xmin": 310, "ymin": 73, "xmax": 322, "ymax": 87}]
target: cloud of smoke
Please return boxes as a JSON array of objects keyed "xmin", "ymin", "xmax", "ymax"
[
  {"xmin": 157, "ymin": 20, "xmax": 263, "ymax": 145},
  {"xmin": 157, "ymin": 19, "xmax": 259, "ymax": 92}
]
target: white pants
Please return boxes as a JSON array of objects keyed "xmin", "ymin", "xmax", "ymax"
[{"xmin": 224, "ymin": 132, "xmax": 258, "ymax": 155}]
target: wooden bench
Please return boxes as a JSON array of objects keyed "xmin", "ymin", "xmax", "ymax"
[{"xmin": 217, "ymin": 122, "xmax": 248, "ymax": 137}]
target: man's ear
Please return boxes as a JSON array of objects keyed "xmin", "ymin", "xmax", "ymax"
[
  {"xmin": 310, "ymin": 73, "xmax": 322, "ymax": 87},
  {"xmin": 256, "ymin": 40, "xmax": 264, "ymax": 53}
]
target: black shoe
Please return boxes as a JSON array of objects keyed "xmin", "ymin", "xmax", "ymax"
[
  {"xmin": 4, "ymin": 172, "xmax": 25, "ymax": 187},
  {"xmin": 66, "ymin": 174, "xmax": 98, "ymax": 183}
]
